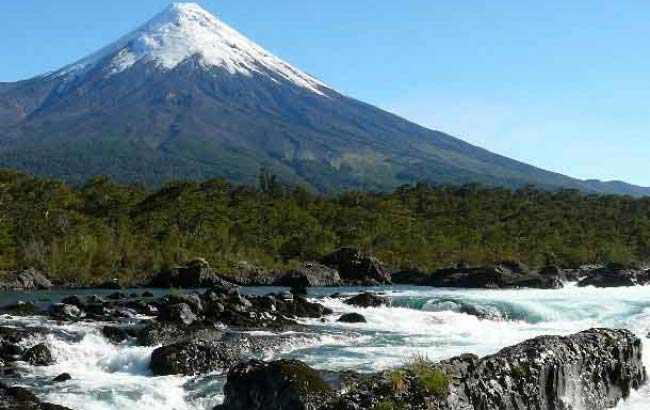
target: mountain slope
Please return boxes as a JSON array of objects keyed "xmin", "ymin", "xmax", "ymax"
[{"xmin": 0, "ymin": 3, "xmax": 647, "ymax": 195}]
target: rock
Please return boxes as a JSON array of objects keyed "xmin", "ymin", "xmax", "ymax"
[
  {"xmin": 1, "ymin": 301, "xmax": 40, "ymax": 316},
  {"xmin": 328, "ymin": 328, "xmax": 646, "ymax": 410},
  {"xmin": 168, "ymin": 294, "xmax": 203, "ymax": 314},
  {"xmin": 0, "ymin": 268, "xmax": 52, "ymax": 291},
  {"xmin": 344, "ymin": 292, "xmax": 386, "ymax": 308},
  {"xmin": 337, "ymin": 313, "xmax": 366, "ymax": 323},
  {"xmin": 61, "ymin": 296, "xmax": 84, "ymax": 307},
  {"xmin": 150, "ymin": 338, "xmax": 243, "ymax": 376},
  {"xmin": 460, "ymin": 328, "xmax": 646, "ymax": 410},
  {"xmin": 429, "ymin": 261, "xmax": 563, "ymax": 289},
  {"xmin": 578, "ymin": 263, "xmax": 650, "ymax": 288},
  {"xmin": 107, "ymin": 292, "xmax": 127, "ymax": 300},
  {"xmin": 142, "ymin": 291, "xmax": 155, "ymax": 298},
  {"xmin": 390, "ymin": 268, "xmax": 431, "ymax": 285},
  {"xmin": 53, "ymin": 373, "xmax": 71, "ymax": 383},
  {"xmin": 218, "ymin": 261, "xmax": 275, "ymax": 286},
  {"xmin": 48, "ymin": 303, "xmax": 84, "ymax": 320},
  {"xmin": 21, "ymin": 343, "xmax": 53, "ymax": 366},
  {"xmin": 96, "ymin": 280, "xmax": 123, "ymax": 289},
  {"xmin": 101, "ymin": 326, "xmax": 130, "ymax": 343},
  {"xmin": 0, "ymin": 382, "xmax": 74, "ymax": 409},
  {"xmin": 274, "ymin": 262, "xmax": 342, "ymax": 288},
  {"xmin": 148, "ymin": 258, "xmax": 235, "ymax": 289},
  {"xmin": 136, "ymin": 322, "xmax": 225, "ymax": 346},
  {"xmin": 322, "ymin": 248, "xmax": 391, "ymax": 285},
  {"xmin": 216, "ymin": 360, "xmax": 333, "ymax": 410},
  {"xmin": 160, "ymin": 303, "xmax": 197, "ymax": 325}
]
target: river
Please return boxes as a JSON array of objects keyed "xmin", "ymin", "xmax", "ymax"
[{"xmin": 1, "ymin": 283, "xmax": 649, "ymax": 409}]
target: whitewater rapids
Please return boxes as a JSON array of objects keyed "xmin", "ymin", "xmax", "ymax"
[{"xmin": 1, "ymin": 283, "xmax": 649, "ymax": 409}]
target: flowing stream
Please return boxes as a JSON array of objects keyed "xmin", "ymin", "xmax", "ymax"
[{"xmin": 1, "ymin": 283, "xmax": 649, "ymax": 409}]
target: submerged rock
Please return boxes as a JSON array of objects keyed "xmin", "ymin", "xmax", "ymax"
[
  {"xmin": 321, "ymin": 248, "xmax": 391, "ymax": 285},
  {"xmin": 21, "ymin": 343, "xmax": 53, "ymax": 366},
  {"xmin": 53, "ymin": 373, "xmax": 71, "ymax": 383},
  {"xmin": 337, "ymin": 313, "xmax": 367, "ymax": 323},
  {"xmin": 0, "ymin": 382, "xmax": 73, "ymax": 409},
  {"xmin": 344, "ymin": 292, "xmax": 386, "ymax": 308}
]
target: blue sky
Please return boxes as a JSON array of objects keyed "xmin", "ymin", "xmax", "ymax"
[{"xmin": 2, "ymin": 1, "xmax": 649, "ymax": 185}]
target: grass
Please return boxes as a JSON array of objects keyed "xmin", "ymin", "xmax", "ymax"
[
  {"xmin": 406, "ymin": 354, "xmax": 450, "ymax": 397},
  {"xmin": 386, "ymin": 369, "xmax": 407, "ymax": 393}
]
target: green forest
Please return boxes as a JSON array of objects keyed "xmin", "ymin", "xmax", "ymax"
[{"xmin": 1, "ymin": 169, "xmax": 649, "ymax": 285}]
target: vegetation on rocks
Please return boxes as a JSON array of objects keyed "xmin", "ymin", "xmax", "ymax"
[{"xmin": 2, "ymin": 169, "xmax": 650, "ymax": 285}]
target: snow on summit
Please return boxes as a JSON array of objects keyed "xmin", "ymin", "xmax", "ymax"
[{"xmin": 53, "ymin": 2, "xmax": 329, "ymax": 95}]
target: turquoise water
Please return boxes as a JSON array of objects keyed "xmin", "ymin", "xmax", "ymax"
[{"xmin": 1, "ymin": 283, "xmax": 649, "ymax": 409}]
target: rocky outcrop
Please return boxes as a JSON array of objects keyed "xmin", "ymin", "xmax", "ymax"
[
  {"xmin": 218, "ymin": 261, "xmax": 276, "ymax": 286},
  {"xmin": 216, "ymin": 360, "xmax": 333, "ymax": 410},
  {"xmin": 148, "ymin": 258, "xmax": 238, "ymax": 289},
  {"xmin": 0, "ymin": 268, "xmax": 52, "ymax": 291},
  {"xmin": 321, "ymin": 248, "xmax": 391, "ymax": 285},
  {"xmin": 429, "ymin": 261, "xmax": 563, "ymax": 289},
  {"xmin": 0, "ymin": 382, "xmax": 73, "ymax": 409},
  {"xmin": 217, "ymin": 329, "xmax": 646, "ymax": 410},
  {"xmin": 274, "ymin": 262, "xmax": 341, "ymax": 288},
  {"xmin": 150, "ymin": 337, "xmax": 244, "ymax": 376},
  {"xmin": 578, "ymin": 263, "xmax": 650, "ymax": 287}
]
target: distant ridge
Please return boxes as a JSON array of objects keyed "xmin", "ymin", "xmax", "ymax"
[{"xmin": 0, "ymin": 2, "xmax": 648, "ymax": 196}]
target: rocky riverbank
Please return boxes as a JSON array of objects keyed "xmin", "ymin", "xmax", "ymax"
[{"xmin": 217, "ymin": 328, "xmax": 646, "ymax": 410}]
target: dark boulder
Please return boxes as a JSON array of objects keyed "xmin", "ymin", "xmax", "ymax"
[
  {"xmin": 167, "ymin": 294, "xmax": 203, "ymax": 314},
  {"xmin": 578, "ymin": 263, "xmax": 650, "ymax": 288},
  {"xmin": 136, "ymin": 322, "xmax": 225, "ymax": 346},
  {"xmin": 337, "ymin": 313, "xmax": 367, "ymax": 323},
  {"xmin": 150, "ymin": 338, "xmax": 244, "ymax": 376},
  {"xmin": 0, "ymin": 382, "xmax": 73, "ymax": 409},
  {"xmin": 101, "ymin": 326, "xmax": 130, "ymax": 343},
  {"xmin": 48, "ymin": 303, "xmax": 84, "ymax": 321},
  {"xmin": 429, "ymin": 261, "xmax": 563, "ymax": 289},
  {"xmin": 1, "ymin": 301, "xmax": 40, "ymax": 316},
  {"xmin": 0, "ymin": 268, "xmax": 52, "ymax": 291},
  {"xmin": 321, "ymin": 248, "xmax": 390, "ymax": 285},
  {"xmin": 216, "ymin": 360, "xmax": 333, "ymax": 410},
  {"xmin": 160, "ymin": 303, "xmax": 197, "ymax": 326},
  {"xmin": 21, "ymin": 343, "xmax": 53, "ymax": 366},
  {"xmin": 53, "ymin": 373, "xmax": 71, "ymax": 383},
  {"xmin": 344, "ymin": 292, "xmax": 386, "ymax": 308},
  {"xmin": 61, "ymin": 296, "xmax": 84, "ymax": 307},
  {"xmin": 390, "ymin": 268, "xmax": 431, "ymax": 285},
  {"xmin": 218, "ymin": 261, "xmax": 275, "ymax": 286},
  {"xmin": 274, "ymin": 262, "xmax": 341, "ymax": 288},
  {"xmin": 149, "ymin": 258, "xmax": 236, "ymax": 289}
]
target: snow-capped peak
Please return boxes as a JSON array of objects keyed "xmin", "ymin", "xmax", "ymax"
[{"xmin": 52, "ymin": 2, "xmax": 329, "ymax": 95}]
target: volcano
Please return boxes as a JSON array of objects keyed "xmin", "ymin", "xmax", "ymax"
[{"xmin": 0, "ymin": 2, "xmax": 646, "ymax": 195}]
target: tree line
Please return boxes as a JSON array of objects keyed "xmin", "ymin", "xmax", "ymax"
[{"xmin": 1, "ymin": 169, "xmax": 649, "ymax": 285}]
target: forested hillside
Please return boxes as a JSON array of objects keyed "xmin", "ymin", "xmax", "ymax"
[{"xmin": 2, "ymin": 169, "xmax": 649, "ymax": 285}]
